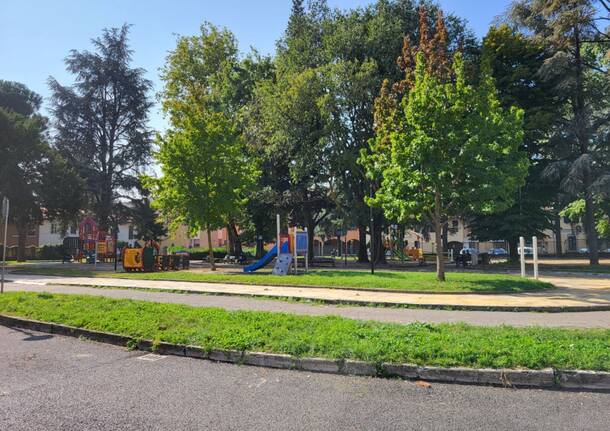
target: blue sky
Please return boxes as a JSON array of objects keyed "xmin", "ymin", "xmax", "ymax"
[{"xmin": 0, "ymin": 0, "xmax": 510, "ymax": 131}]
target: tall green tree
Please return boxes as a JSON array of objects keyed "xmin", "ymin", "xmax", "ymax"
[
  {"xmin": 468, "ymin": 25, "xmax": 563, "ymax": 260},
  {"xmin": 322, "ymin": 2, "xmax": 475, "ymax": 263},
  {"xmin": 509, "ymin": 0, "xmax": 610, "ymax": 264},
  {"xmin": 129, "ymin": 180, "xmax": 167, "ymax": 242},
  {"xmin": 49, "ymin": 25, "xmax": 153, "ymax": 234},
  {"xmin": 149, "ymin": 23, "xmax": 259, "ymax": 270},
  {"xmin": 233, "ymin": 51, "xmax": 276, "ymax": 258},
  {"xmin": 0, "ymin": 81, "xmax": 83, "ymax": 260},
  {"xmin": 245, "ymin": 1, "xmax": 335, "ymax": 258},
  {"xmin": 363, "ymin": 53, "xmax": 528, "ymax": 281}
]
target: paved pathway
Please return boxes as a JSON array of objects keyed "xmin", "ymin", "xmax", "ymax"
[
  {"xmin": 6, "ymin": 281, "xmax": 610, "ymax": 328},
  {"xmin": 7, "ymin": 273, "xmax": 610, "ymax": 311},
  {"xmin": 1, "ymin": 326, "xmax": 609, "ymax": 430}
]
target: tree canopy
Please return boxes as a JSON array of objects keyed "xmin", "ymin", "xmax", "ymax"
[
  {"xmin": 363, "ymin": 50, "xmax": 528, "ymax": 280},
  {"xmin": 49, "ymin": 25, "xmax": 153, "ymax": 233},
  {"xmin": 148, "ymin": 23, "xmax": 259, "ymax": 270},
  {"xmin": 508, "ymin": 0, "xmax": 610, "ymax": 264},
  {"xmin": 0, "ymin": 81, "xmax": 83, "ymax": 260}
]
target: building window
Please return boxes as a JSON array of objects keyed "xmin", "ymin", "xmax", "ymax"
[
  {"xmin": 50, "ymin": 223, "xmax": 58, "ymax": 234},
  {"xmin": 563, "ymin": 216, "xmax": 572, "ymax": 224},
  {"xmin": 568, "ymin": 236, "xmax": 577, "ymax": 251},
  {"xmin": 452, "ymin": 220, "xmax": 459, "ymax": 229},
  {"xmin": 70, "ymin": 225, "xmax": 77, "ymax": 235},
  {"xmin": 128, "ymin": 225, "xmax": 135, "ymax": 240}
]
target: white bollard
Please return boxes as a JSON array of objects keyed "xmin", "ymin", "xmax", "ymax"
[
  {"xmin": 532, "ymin": 236, "xmax": 539, "ymax": 279},
  {"xmin": 276, "ymin": 214, "xmax": 281, "ymax": 259},
  {"xmin": 519, "ymin": 236, "xmax": 526, "ymax": 278}
]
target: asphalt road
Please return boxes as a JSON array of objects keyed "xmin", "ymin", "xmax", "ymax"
[
  {"xmin": 0, "ymin": 326, "xmax": 608, "ymax": 431},
  {"xmin": 6, "ymin": 281, "xmax": 610, "ymax": 328}
]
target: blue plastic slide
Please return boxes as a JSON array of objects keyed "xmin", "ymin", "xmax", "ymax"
[{"xmin": 243, "ymin": 242, "xmax": 289, "ymax": 273}]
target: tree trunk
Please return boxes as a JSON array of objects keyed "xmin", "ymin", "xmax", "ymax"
[
  {"xmin": 227, "ymin": 224, "xmax": 235, "ymax": 256},
  {"xmin": 508, "ymin": 237, "xmax": 519, "ymax": 263},
  {"xmin": 336, "ymin": 234, "xmax": 342, "ymax": 257},
  {"xmin": 584, "ymin": 191, "xmax": 600, "ymax": 264},
  {"xmin": 255, "ymin": 235, "xmax": 264, "ymax": 259},
  {"xmin": 374, "ymin": 221, "xmax": 386, "ymax": 265},
  {"xmin": 16, "ymin": 223, "xmax": 27, "ymax": 262},
  {"xmin": 307, "ymin": 224, "xmax": 315, "ymax": 259},
  {"xmin": 227, "ymin": 222, "xmax": 242, "ymax": 257},
  {"xmin": 357, "ymin": 224, "xmax": 369, "ymax": 263},
  {"xmin": 207, "ymin": 227, "xmax": 216, "ymax": 271},
  {"xmin": 306, "ymin": 214, "xmax": 316, "ymax": 259},
  {"xmin": 442, "ymin": 222, "xmax": 449, "ymax": 252},
  {"xmin": 554, "ymin": 213, "xmax": 562, "ymax": 257},
  {"xmin": 434, "ymin": 191, "xmax": 445, "ymax": 282}
]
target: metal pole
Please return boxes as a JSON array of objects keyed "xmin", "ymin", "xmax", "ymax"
[
  {"xmin": 293, "ymin": 227, "xmax": 297, "ymax": 275},
  {"xmin": 113, "ymin": 222, "xmax": 118, "ymax": 272},
  {"xmin": 343, "ymin": 230, "xmax": 347, "ymax": 266},
  {"xmin": 370, "ymin": 183, "xmax": 375, "ymax": 275},
  {"xmin": 519, "ymin": 236, "xmax": 526, "ymax": 278},
  {"xmin": 532, "ymin": 236, "xmax": 539, "ymax": 280},
  {"xmin": 1, "ymin": 197, "xmax": 9, "ymax": 294},
  {"xmin": 304, "ymin": 227, "xmax": 309, "ymax": 272},
  {"xmin": 276, "ymin": 214, "xmax": 280, "ymax": 259}
]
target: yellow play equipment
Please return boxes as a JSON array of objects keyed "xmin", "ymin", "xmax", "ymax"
[{"xmin": 407, "ymin": 246, "xmax": 425, "ymax": 264}]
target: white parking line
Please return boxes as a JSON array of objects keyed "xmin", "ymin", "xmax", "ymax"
[
  {"xmin": 136, "ymin": 353, "xmax": 167, "ymax": 362},
  {"xmin": 13, "ymin": 280, "xmax": 47, "ymax": 286}
]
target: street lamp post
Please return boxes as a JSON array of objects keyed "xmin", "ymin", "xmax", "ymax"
[
  {"xmin": 1, "ymin": 196, "xmax": 9, "ymax": 294},
  {"xmin": 370, "ymin": 183, "xmax": 375, "ymax": 275}
]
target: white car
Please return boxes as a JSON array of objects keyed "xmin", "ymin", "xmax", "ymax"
[
  {"xmin": 517, "ymin": 246, "xmax": 533, "ymax": 256},
  {"xmin": 459, "ymin": 247, "xmax": 478, "ymax": 255}
]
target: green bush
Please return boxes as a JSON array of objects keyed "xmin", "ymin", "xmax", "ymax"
[{"xmin": 37, "ymin": 245, "xmax": 64, "ymax": 260}]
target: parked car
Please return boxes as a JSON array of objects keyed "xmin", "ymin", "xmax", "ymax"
[
  {"xmin": 578, "ymin": 248, "xmax": 589, "ymax": 254},
  {"xmin": 517, "ymin": 246, "xmax": 533, "ymax": 256},
  {"xmin": 488, "ymin": 248, "xmax": 507, "ymax": 256}
]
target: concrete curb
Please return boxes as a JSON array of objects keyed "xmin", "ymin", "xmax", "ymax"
[
  {"xmin": 37, "ymin": 280, "xmax": 610, "ymax": 313},
  {"xmin": 1, "ymin": 314, "xmax": 608, "ymax": 391}
]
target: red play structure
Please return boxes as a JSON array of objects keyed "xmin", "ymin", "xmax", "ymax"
[{"xmin": 77, "ymin": 217, "xmax": 115, "ymax": 262}]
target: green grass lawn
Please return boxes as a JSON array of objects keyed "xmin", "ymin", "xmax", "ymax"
[
  {"xmin": 0, "ymin": 292, "xmax": 608, "ymax": 370},
  {"xmin": 4, "ymin": 260, "xmax": 62, "ymax": 266},
  {"xmin": 11, "ymin": 267, "xmax": 552, "ymax": 293}
]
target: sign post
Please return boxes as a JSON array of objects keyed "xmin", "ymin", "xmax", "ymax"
[
  {"xmin": 1, "ymin": 197, "xmax": 9, "ymax": 294},
  {"xmin": 276, "ymin": 214, "xmax": 281, "ymax": 259},
  {"xmin": 519, "ymin": 236, "xmax": 526, "ymax": 278},
  {"xmin": 304, "ymin": 228, "xmax": 309, "ymax": 272},
  {"xmin": 532, "ymin": 236, "xmax": 539, "ymax": 280},
  {"xmin": 293, "ymin": 227, "xmax": 298, "ymax": 275},
  {"xmin": 369, "ymin": 183, "xmax": 375, "ymax": 275}
]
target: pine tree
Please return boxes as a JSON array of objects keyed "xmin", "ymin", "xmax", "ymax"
[{"xmin": 509, "ymin": 0, "xmax": 610, "ymax": 264}]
